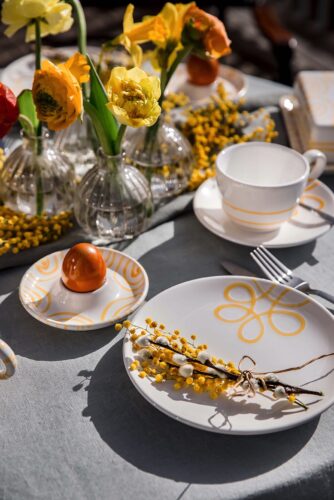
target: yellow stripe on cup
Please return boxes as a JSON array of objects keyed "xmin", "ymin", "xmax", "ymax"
[
  {"xmin": 223, "ymin": 199, "xmax": 295, "ymax": 216},
  {"xmin": 224, "ymin": 209, "xmax": 290, "ymax": 227}
]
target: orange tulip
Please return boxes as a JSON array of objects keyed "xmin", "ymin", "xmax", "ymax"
[{"xmin": 184, "ymin": 6, "xmax": 231, "ymax": 59}]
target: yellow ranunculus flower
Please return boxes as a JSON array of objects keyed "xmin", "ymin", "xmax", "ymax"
[
  {"xmin": 106, "ymin": 67, "xmax": 161, "ymax": 128},
  {"xmin": 32, "ymin": 52, "xmax": 90, "ymax": 131},
  {"xmin": 1, "ymin": 0, "xmax": 73, "ymax": 42}
]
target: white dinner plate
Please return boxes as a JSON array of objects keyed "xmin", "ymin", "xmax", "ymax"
[
  {"xmin": 19, "ymin": 248, "xmax": 149, "ymax": 331},
  {"xmin": 194, "ymin": 178, "xmax": 334, "ymax": 248},
  {"xmin": 166, "ymin": 62, "xmax": 247, "ymax": 102},
  {"xmin": 123, "ymin": 276, "xmax": 334, "ymax": 435}
]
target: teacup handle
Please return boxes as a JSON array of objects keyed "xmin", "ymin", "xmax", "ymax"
[
  {"xmin": 0, "ymin": 339, "xmax": 17, "ymax": 379},
  {"xmin": 303, "ymin": 149, "xmax": 327, "ymax": 180}
]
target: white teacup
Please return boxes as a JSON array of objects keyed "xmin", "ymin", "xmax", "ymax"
[{"xmin": 216, "ymin": 143, "xmax": 327, "ymax": 232}]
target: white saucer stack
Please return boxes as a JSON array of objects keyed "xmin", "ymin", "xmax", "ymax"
[{"xmin": 294, "ymin": 71, "xmax": 334, "ymax": 163}]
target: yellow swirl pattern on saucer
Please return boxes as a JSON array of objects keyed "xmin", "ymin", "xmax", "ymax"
[
  {"xmin": 19, "ymin": 248, "xmax": 148, "ymax": 331},
  {"xmin": 214, "ymin": 280, "xmax": 309, "ymax": 343}
]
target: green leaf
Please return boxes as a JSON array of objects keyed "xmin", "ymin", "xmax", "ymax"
[
  {"xmin": 86, "ymin": 54, "xmax": 118, "ymax": 154},
  {"xmin": 83, "ymin": 101, "xmax": 113, "ymax": 155},
  {"xmin": 17, "ymin": 90, "xmax": 39, "ymax": 135}
]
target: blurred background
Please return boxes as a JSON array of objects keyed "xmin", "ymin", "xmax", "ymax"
[{"xmin": 0, "ymin": 0, "xmax": 334, "ymax": 85}]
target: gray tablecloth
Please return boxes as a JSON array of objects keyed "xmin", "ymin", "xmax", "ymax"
[{"xmin": 2, "ymin": 76, "xmax": 334, "ymax": 500}]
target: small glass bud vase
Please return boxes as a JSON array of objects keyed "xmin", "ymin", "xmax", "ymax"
[
  {"xmin": 124, "ymin": 119, "xmax": 193, "ymax": 206},
  {"xmin": 0, "ymin": 131, "xmax": 75, "ymax": 216},
  {"xmin": 74, "ymin": 149, "xmax": 153, "ymax": 243},
  {"xmin": 54, "ymin": 114, "xmax": 98, "ymax": 181}
]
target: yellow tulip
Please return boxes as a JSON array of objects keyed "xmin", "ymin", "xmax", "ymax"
[
  {"xmin": 115, "ymin": 3, "xmax": 193, "ymax": 68},
  {"xmin": 1, "ymin": 0, "xmax": 73, "ymax": 41},
  {"xmin": 113, "ymin": 4, "xmax": 167, "ymax": 67},
  {"xmin": 105, "ymin": 67, "xmax": 161, "ymax": 128},
  {"xmin": 32, "ymin": 53, "xmax": 90, "ymax": 131},
  {"xmin": 146, "ymin": 2, "xmax": 194, "ymax": 70},
  {"xmin": 157, "ymin": 2, "xmax": 194, "ymax": 45}
]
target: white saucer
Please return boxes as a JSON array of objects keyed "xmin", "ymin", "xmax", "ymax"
[
  {"xmin": 166, "ymin": 63, "xmax": 247, "ymax": 102},
  {"xmin": 123, "ymin": 276, "xmax": 334, "ymax": 434},
  {"xmin": 194, "ymin": 178, "xmax": 334, "ymax": 248},
  {"xmin": 19, "ymin": 248, "xmax": 149, "ymax": 331}
]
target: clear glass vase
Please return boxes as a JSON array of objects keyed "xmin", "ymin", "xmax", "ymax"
[
  {"xmin": 54, "ymin": 115, "xmax": 98, "ymax": 181},
  {"xmin": 0, "ymin": 131, "xmax": 75, "ymax": 216},
  {"xmin": 74, "ymin": 149, "xmax": 153, "ymax": 243},
  {"xmin": 124, "ymin": 119, "xmax": 193, "ymax": 206}
]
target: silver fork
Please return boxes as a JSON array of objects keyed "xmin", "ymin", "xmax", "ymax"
[{"xmin": 251, "ymin": 245, "xmax": 334, "ymax": 305}]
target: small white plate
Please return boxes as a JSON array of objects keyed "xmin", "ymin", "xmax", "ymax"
[
  {"xmin": 123, "ymin": 276, "xmax": 334, "ymax": 435},
  {"xmin": 19, "ymin": 248, "xmax": 149, "ymax": 331},
  {"xmin": 194, "ymin": 178, "xmax": 334, "ymax": 248},
  {"xmin": 167, "ymin": 63, "xmax": 247, "ymax": 102}
]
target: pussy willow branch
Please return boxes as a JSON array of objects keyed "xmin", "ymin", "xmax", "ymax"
[{"xmin": 130, "ymin": 325, "xmax": 323, "ymax": 397}]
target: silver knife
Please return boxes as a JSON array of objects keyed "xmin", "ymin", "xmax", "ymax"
[
  {"xmin": 299, "ymin": 202, "xmax": 334, "ymax": 225},
  {"xmin": 220, "ymin": 259, "xmax": 259, "ymax": 278}
]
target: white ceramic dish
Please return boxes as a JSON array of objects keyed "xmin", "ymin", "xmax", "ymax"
[
  {"xmin": 167, "ymin": 62, "xmax": 247, "ymax": 102},
  {"xmin": 123, "ymin": 276, "xmax": 334, "ymax": 435},
  {"xmin": 194, "ymin": 177, "xmax": 334, "ymax": 248},
  {"xmin": 280, "ymin": 94, "xmax": 334, "ymax": 174},
  {"xmin": 19, "ymin": 248, "xmax": 149, "ymax": 331},
  {"xmin": 1, "ymin": 46, "xmax": 100, "ymax": 96}
]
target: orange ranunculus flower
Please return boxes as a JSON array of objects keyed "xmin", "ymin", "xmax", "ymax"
[
  {"xmin": 32, "ymin": 52, "xmax": 89, "ymax": 131},
  {"xmin": 0, "ymin": 82, "xmax": 19, "ymax": 138},
  {"xmin": 184, "ymin": 6, "xmax": 231, "ymax": 59}
]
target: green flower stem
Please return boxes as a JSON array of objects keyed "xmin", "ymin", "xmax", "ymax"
[
  {"xmin": 34, "ymin": 19, "xmax": 41, "ymax": 71},
  {"xmin": 66, "ymin": 0, "xmax": 88, "ymax": 99},
  {"xmin": 144, "ymin": 45, "xmax": 193, "ymax": 159},
  {"xmin": 35, "ymin": 19, "xmax": 43, "ymax": 216},
  {"xmin": 115, "ymin": 124, "xmax": 126, "ymax": 155},
  {"xmin": 164, "ymin": 45, "xmax": 192, "ymax": 90}
]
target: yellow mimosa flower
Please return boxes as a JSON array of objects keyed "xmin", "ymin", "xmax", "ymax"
[
  {"xmin": 105, "ymin": 67, "xmax": 161, "ymax": 128},
  {"xmin": 32, "ymin": 53, "xmax": 89, "ymax": 131},
  {"xmin": 1, "ymin": 0, "xmax": 73, "ymax": 41}
]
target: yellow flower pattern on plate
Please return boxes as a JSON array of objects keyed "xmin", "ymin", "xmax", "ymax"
[{"xmin": 214, "ymin": 280, "xmax": 309, "ymax": 343}]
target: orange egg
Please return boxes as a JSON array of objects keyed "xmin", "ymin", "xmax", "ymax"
[
  {"xmin": 187, "ymin": 54, "xmax": 219, "ymax": 86},
  {"xmin": 61, "ymin": 243, "xmax": 107, "ymax": 293}
]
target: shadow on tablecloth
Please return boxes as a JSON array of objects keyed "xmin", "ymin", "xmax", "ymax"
[
  {"xmin": 81, "ymin": 339, "xmax": 318, "ymax": 484},
  {"xmin": 78, "ymin": 214, "xmax": 321, "ymax": 484},
  {"xmin": 0, "ymin": 211, "xmax": 318, "ymax": 361}
]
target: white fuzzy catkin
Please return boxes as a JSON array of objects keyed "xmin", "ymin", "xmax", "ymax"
[
  {"xmin": 136, "ymin": 335, "xmax": 150, "ymax": 347},
  {"xmin": 172, "ymin": 353, "xmax": 187, "ymax": 365},
  {"xmin": 178, "ymin": 364, "xmax": 194, "ymax": 378}
]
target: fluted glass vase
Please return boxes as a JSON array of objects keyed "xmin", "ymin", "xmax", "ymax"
[
  {"xmin": 74, "ymin": 149, "xmax": 153, "ymax": 243},
  {"xmin": 124, "ymin": 119, "xmax": 193, "ymax": 206},
  {"xmin": 54, "ymin": 115, "xmax": 98, "ymax": 181},
  {"xmin": 0, "ymin": 131, "xmax": 75, "ymax": 216}
]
